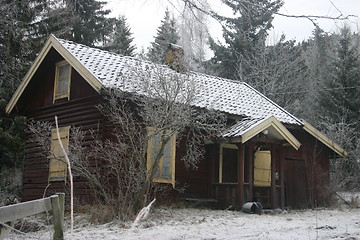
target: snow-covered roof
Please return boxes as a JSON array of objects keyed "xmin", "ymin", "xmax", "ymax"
[{"xmin": 57, "ymin": 38, "xmax": 301, "ymax": 125}]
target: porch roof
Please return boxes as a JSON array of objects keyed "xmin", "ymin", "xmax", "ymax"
[{"xmin": 220, "ymin": 116, "xmax": 301, "ymax": 150}]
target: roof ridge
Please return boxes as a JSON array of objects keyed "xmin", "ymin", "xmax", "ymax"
[{"xmin": 55, "ymin": 36, "xmax": 301, "ymax": 125}]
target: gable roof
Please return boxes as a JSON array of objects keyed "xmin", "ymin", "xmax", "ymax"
[
  {"xmin": 220, "ymin": 116, "xmax": 301, "ymax": 150},
  {"xmin": 6, "ymin": 35, "xmax": 301, "ymax": 126},
  {"xmin": 6, "ymin": 35, "xmax": 347, "ymax": 157}
]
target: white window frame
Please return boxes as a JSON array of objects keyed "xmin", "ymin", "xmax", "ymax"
[{"xmin": 53, "ymin": 60, "xmax": 71, "ymax": 102}]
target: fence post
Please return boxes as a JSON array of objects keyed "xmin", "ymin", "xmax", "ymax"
[
  {"xmin": 50, "ymin": 195, "xmax": 64, "ymax": 240},
  {"xmin": 56, "ymin": 193, "xmax": 65, "ymax": 229}
]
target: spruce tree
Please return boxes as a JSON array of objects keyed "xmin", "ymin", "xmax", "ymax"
[
  {"xmin": 209, "ymin": 0, "xmax": 283, "ymax": 80},
  {"xmin": 147, "ymin": 9, "xmax": 180, "ymax": 64},
  {"xmin": 319, "ymin": 26, "xmax": 360, "ymax": 129},
  {"xmin": 105, "ymin": 15, "xmax": 136, "ymax": 56},
  {"xmin": 63, "ymin": 0, "xmax": 115, "ymax": 46}
]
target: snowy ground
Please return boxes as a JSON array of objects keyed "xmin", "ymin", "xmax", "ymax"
[{"xmin": 6, "ymin": 206, "xmax": 360, "ymax": 240}]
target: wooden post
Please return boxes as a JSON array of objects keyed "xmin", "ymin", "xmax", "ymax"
[
  {"xmin": 248, "ymin": 143, "xmax": 254, "ymax": 202},
  {"xmin": 237, "ymin": 144, "xmax": 244, "ymax": 208},
  {"xmin": 56, "ymin": 193, "xmax": 65, "ymax": 229},
  {"xmin": 51, "ymin": 195, "xmax": 64, "ymax": 240},
  {"xmin": 271, "ymin": 144, "xmax": 276, "ymax": 209},
  {"xmin": 280, "ymin": 148, "xmax": 285, "ymax": 209}
]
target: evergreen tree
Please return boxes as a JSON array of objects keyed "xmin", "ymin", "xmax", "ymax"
[
  {"xmin": 0, "ymin": 0, "xmax": 34, "ymax": 195},
  {"xmin": 319, "ymin": 26, "xmax": 360, "ymax": 129},
  {"xmin": 63, "ymin": 0, "xmax": 115, "ymax": 46},
  {"xmin": 317, "ymin": 26, "xmax": 360, "ymax": 190},
  {"xmin": 209, "ymin": 0, "xmax": 283, "ymax": 80},
  {"xmin": 147, "ymin": 9, "xmax": 180, "ymax": 64},
  {"xmin": 104, "ymin": 15, "xmax": 136, "ymax": 56},
  {"xmin": 300, "ymin": 27, "xmax": 332, "ymax": 124}
]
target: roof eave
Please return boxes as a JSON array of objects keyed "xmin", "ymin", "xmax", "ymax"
[{"xmin": 301, "ymin": 120, "xmax": 348, "ymax": 158}]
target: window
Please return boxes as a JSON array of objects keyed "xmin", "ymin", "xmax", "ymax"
[
  {"xmin": 253, "ymin": 150, "xmax": 271, "ymax": 186},
  {"xmin": 146, "ymin": 127, "xmax": 176, "ymax": 187},
  {"xmin": 49, "ymin": 126, "xmax": 70, "ymax": 182},
  {"xmin": 219, "ymin": 144, "xmax": 238, "ymax": 183},
  {"xmin": 54, "ymin": 60, "xmax": 71, "ymax": 101}
]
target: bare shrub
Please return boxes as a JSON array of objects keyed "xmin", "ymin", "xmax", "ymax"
[
  {"xmin": 89, "ymin": 205, "xmax": 115, "ymax": 224},
  {"xmin": 321, "ymin": 118, "xmax": 360, "ymax": 191}
]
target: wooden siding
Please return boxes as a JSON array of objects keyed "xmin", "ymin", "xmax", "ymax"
[
  {"xmin": 174, "ymin": 136, "xmax": 209, "ymax": 199},
  {"xmin": 285, "ymin": 129, "xmax": 331, "ymax": 208},
  {"xmin": 23, "ymin": 95, "xmax": 104, "ymax": 202},
  {"xmin": 19, "ymin": 52, "xmax": 104, "ymax": 201},
  {"xmin": 15, "ymin": 48, "xmax": 98, "ymax": 114}
]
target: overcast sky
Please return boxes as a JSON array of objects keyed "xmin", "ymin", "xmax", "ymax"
[{"xmin": 105, "ymin": 0, "xmax": 360, "ymax": 51}]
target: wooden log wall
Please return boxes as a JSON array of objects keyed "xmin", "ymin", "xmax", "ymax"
[{"xmin": 23, "ymin": 95, "xmax": 104, "ymax": 202}]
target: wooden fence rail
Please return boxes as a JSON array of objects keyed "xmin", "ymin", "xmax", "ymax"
[{"xmin": 0, "ymin": 193, "xmax": 65, "ymax": 240}]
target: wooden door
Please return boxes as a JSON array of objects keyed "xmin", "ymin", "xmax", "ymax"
[{"xmin": 284, "ymin": 158, "xmax": 310, "ymax": 209}]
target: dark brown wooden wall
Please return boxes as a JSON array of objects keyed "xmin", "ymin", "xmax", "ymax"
[
  {"xmin": 23, "ymin": 95, "xmax": 104, "ymax": 202},
  {"xmin": 174, "ymin": 136, "xmax": 210, "ymax": 199},
  {"xmin": 285, "ymin": 129, "xmax": 331, "ymax": 208},
  {"xmin": 17, "ymin": 48, "xmax": 103, "ymax": 202},
  {"xmin": 16, "ymin": 48, "xmax": 98, "ymax": 114}
]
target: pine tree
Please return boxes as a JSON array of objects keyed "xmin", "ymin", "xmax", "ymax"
[
  {"xmin": 105, "ymin": 15, "xmax": 136, "ymax": 56},
  {"xmin": 209, "ymin": 0, "xmax": 283, "ymax": 80},
  {"xmin": 147, "ymin": 9, "xmax": 180, "ymax": 64}
]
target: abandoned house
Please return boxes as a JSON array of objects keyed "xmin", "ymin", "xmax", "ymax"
[{"xmin": 6, "ymin": 35, "xmax": 347, "ymax": 209}]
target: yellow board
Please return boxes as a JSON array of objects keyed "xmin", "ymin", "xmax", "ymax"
[
  {"xmin": 254, "ymin": 150, "xmax": 271, "ymax": 186},
  {"xmin": 49, "ymin": 126, "xmax": 70, "ymax": 182}
]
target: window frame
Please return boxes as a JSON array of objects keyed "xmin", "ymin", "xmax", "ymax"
[
  {"xmin": 48, "ymin": 126, "xmax": 70, "ymax": 182},
  {"xmin": 53, "ymin": 60, "xmax": 72, "ymax": 102},
  {"xmin": 219, "ymin": 143, "xmax": 238, "ymax": 183},
  {"xmin": 146, "ymin": 127, "xmax": 176, "ymax": 187}
]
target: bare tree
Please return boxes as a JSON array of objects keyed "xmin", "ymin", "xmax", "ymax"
[
  {"xmin": 177, "ymin": 0, "xmax": 210, "ymax": 72},
  {"xmin": 29, "ymin": 63, "xmax": 226, "ymax": 221}
]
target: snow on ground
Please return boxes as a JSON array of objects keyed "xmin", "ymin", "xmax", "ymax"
[{"xmin": 6, "ymin": 206, "xmax": 360, "ymax": 240}]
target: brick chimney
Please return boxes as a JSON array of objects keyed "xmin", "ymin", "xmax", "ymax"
[{"xmin": 165, "ymin": 43, "xmax": 186, "ymax": 73}]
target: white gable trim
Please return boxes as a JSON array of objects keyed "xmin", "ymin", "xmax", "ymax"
[
  {"xmin": 302, "ymin": 120, "xmax": 348, "ymax": 157},
  {"xmin": 240, "ymin": 116, "xmax": 301, "ymax": 150},
  {"xmin": 6, "ymin": 35, "xmax": 102, "ymax": 114}
]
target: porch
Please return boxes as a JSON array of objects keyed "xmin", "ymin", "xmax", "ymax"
[
  {"xmin": 207, "ymin": 116, "xmax": 303, "ymax": 209},
  {"xmin": 210, "ymin": 142, "xmax": 285, "ymax": 209}
]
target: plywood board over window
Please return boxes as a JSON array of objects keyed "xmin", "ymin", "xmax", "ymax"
[
  {"xmin": 49, "ymin": 126, "xmax": 70, "ymax": 182},
  {"xmin": 147, "ymin": 127, "xmax": 176, "ymax": 187},
  {"xmin": 54, "ymin": 60, "xmax": 71, "ymax": 101},
  {"xmin": 254, "ymin": 150, "xmax": 271, "ymax": 186}
]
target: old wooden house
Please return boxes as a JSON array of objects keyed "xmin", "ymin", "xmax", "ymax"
[{"xmin": 6, "ymin": 35, "xmax": 346, "ymax": 209}]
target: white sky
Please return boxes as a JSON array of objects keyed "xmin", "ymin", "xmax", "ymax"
[{"xmin": 105, "ymin": 0, "xmax": 360, "ymax": 51}]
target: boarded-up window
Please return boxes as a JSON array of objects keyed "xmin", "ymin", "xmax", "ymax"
[
  {"xmin": 219, "ymin": 144, "xmax": 238, "ymax": 183},
  {"xmin": 54, "ymin": 61, "xmax": 71, "ymax": 101},
  {"xmin": 49, "ymin": 126, "xmax": 70, "ymax": 182},
  {"xmin": 254, "ymin": 150, "xmax": 271, "ymax": 186},
  {"xmin": 147, "ymin": 127, "xmax": 176, "ymax": 187}
]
